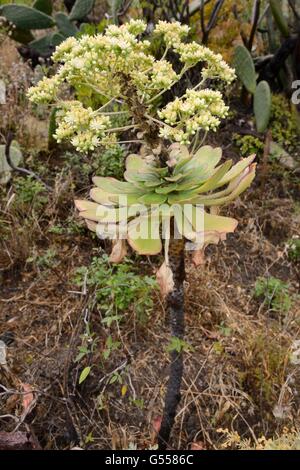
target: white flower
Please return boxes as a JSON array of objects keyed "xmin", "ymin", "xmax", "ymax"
[
  {"xmin": 150, "ymin": 60, "xmax": 178, "ymax": 89},
  {"xmin": 154, "ymin": 20, "xmax": 190, "ymax": 47},
  {"xmin": 28, "ymin": 20, "xmax": 234, "ymax": 149},
  {"xmin": 27, "ymin": 73, "xmax": 62, "ymax": 104},
  {"xmin": 175, "ymin": 42, "xmax": 236, "ymax": 83},
  {"xmin": 53, "ymin": 102, "xmax": 111, "ymax": 152},
  {"xmin": 158, "ymin": 88, "xmax": 229, "ymax": 142}
]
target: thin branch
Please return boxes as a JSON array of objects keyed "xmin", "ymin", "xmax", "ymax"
[
  {"xmin": 103, "ymin": 124, "xmax": 137, "ymax": 133},
  {"xmin": 200, "ymin": 0, "xmax": 225, "ymax": 44},
  {"xmin": 200, "ymin": 0, "xmax": 207, "ymax": 43},
  {"xmin": 248, "ymin": 0, "xmax": 261, "ymax": 52},
  {"xmin": 206, "ymin": 0, "xmax": 225, "ymax": 32}
]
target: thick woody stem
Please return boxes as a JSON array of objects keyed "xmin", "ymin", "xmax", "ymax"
[
  {"xmin": 158, "ymin": 236, "xmax": 185, "ymax": 450},
  {"xmin": 119, "ymin": 76, "xmax": 170, "ymax": 166}
]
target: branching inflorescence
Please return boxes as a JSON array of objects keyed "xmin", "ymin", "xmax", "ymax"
[{"xmin": 28, "ymin": 19, "xmax": 235, "ymax": 152}]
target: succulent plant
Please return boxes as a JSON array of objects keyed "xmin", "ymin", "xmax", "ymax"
[
  {"xmin": 254, "ymin": 80, "xmax": 272, "ymax": 133},
  {"xmin": 75, "ymin": 145, "xmax": 256, "ymax": 259},
  {"xmin": 0, "ymin": 0, "xmax": 95, "ymax": 58},
  {"xmin": 269, "ymin": 0, "xmax": 289, "ymax": 38},
  {"xmin": 233, "ymin": 45, "xmax": 256, "ymax": 95},
  {"xmin": 233, "ymin": 45, "xmax": 272, "ymax": 133},
  {"xmin": 0, "ymin": 141, "xmax": 22, "ymax": 184}
]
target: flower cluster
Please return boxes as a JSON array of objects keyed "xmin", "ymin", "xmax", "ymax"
[
  {"xmin": 158, "ymin": 89, "xmax": 229, "ymax": 144},
  {"xmin": 175, "ymin": 42, "xmax": 235, "ymax": 83},
  {"xmin": 27, "ymin": 72, "xmax": 64, "ymax": 104},
  {"xmin": 54, "ymin": 102, "xmax": 112, "ymax": 152},
  {"xmin": 150, "ymin": 60, "xmax": 178, "ymax": 90},
  {"xmin": 154, "ymin": 20, "xmax": 190, "ymax": 47},
  {"xmin": 27, "ymin": 19, "xmax": 235, "ymax": 151}
]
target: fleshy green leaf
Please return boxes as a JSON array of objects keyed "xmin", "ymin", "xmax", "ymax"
[
  {"xmin": 194, "ymin": 163, "xmax": 256, "ymax": 206},
  {"xmin": 29, "ymin": 33, "xmax": 64, "ymax": 54},
  {"xmin": 138, "ymin": 192, "xmax": 167, "ymax": 204},
  {"xmin": 233, "ymin": 45, "xmax": 256, "ymax": 94},
  {"xmin": 196, "ymin": 160, "xmax": 233, "ymax": 194},
  {"xmin": 33, "ymin": 0, "xmax": 53, "ymax": 15},
  {"xmin": 254, "ymin": 81, "xmax": 272, "ymax": 133},
  {"xmin": 126, "ymin": 154, "xmax": 150, "ymax": 172},
  {"xmin": 164, "ymin": 173, "xmax": 184, "ymax": 182},
  {"xmin": 55, "ymin": 12, "xmax": 78, "ymax": 37},
  {"xmin": 2, "ymin": 5, "xmax": 54, "ymax": 29},
  {"xmin": 155, "ymin": 183, "xmax": 178, "ymax": 194},
  {"xmin": 127, "ymin": 215, "xmax": 162, "ymax": 255},
  {"xmin": 216, "ymin": 154, "xmax": 256, "ymax": 187},
  {"xmin": 92, "ymin": 176, "xmax": 140, "ymax": 194},
  {"xmin": 173, "ymin": 205, "xmax": 196, "ymax": 241},
  {"xmin": 167, "ymin": 189, "xmax": 200, "ymax": 204},
  {"xmin": 69, "ymin": 0, "xmax": 95, "ymax": 21},
  {"xmin": 90, "ymin": 188, "xmax": 118, "ymax": 205}
]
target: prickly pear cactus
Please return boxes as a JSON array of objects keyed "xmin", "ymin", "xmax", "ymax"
[
  {"xmin": 69, "ymin": 0, "xmax": 95, "ymax": 21},
  {"xmin": 32, "ymin": 0, "xmax": 53, "ymax": 15},
  {"xmin": 233, "ymin": 45, "xmax": 257, "ymax": 94},
  {"xmin": 0, "ymin": 4, "xmax": 54, "ymax": 29},
  {"xmin": 269, "ymin": 0, "xmax": 289, "ymax": 38},
  {"xmin": 0, "ymin": 142, "xmax": 22, "ymax": 185},
  {"xmin": 254, "ymin": 81, "xmax": 272, "ymax": 133},
  {"xmin": 0, "ymin": 0, "xmax": 95, "ymax": 55}
]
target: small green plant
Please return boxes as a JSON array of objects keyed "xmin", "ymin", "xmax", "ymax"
[
  {"xmin": 75, "ymin": 323, "xmax": 98, "ymax": 363},
  {"xmin": 166, "ymin": 336, "xmax": 194, "ymax": 353},
  {"xmin": 233, "ymin": 134, "xmax": 264, "ymax": 157},
  {"xmin": 96, "ymin": 145, "xmax": 125, "ymax": 179},
  {"xmin": 13, "ymin": 176, "xmax": 47, "ymax": 210},
  {"xmin": 233, "ymin": 45, "xmax": 272, "ymax": 133},
  {"xmin": 109, "ymin": 370, "xmax": 123, "ymax": 385},
  {"xmin": 218, "ymin": 321, "xmax": 232, "ymax": 337},
  {"xmin": 270, "ymin": 95, "xmax": 299, "ymax": 150},
  {"xmin": 84, "ymin": 431, "xmax": 94, "ymax": 444},
  {"xmin": 27, "ymin": 247, "xmax": 57, "ymax": 270},
  {"xmin": 64, "ymin": 146, "xmax": 125, "ymax": 181},
  {"xmin": 48, "ymin": 224, "xmax": 65, "ymax": 235},
  {"xmin": 254, "ymin": 276, "xmax": 292, "ymax": 313},
  {"xmin": 0, "ymin": 0, "xmax": 95, "ymax": 57},
  {"xmin": 48, "ymin": 217, "xmax": 85, "ymax": 236},
  {"xmin": 287, "ymin": 237, "xmax": 300, "ymax": 263},
  {"xmin": 73, "ymin": 255, "xmax": 157, "ymax": 323},
  {"xmin": 130, "ymin": 397, "xmax": 144, "ymax": 409},
  {"xmin": 102, "ymin": 335, "xmax": 121, "ymax": 360}
]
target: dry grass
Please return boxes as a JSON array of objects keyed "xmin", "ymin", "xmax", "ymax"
[{"xmin": 1, "ymin": 172, "xmax": 299, "ymax": 449}]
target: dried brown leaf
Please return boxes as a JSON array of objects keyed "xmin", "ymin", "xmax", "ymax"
[
  {"xmin": 109, "ymin": 239, "xmax": 127, "ymax": 263},
  {"xmin": 156, "ymin": 262, "xmax": 174, "ymax": 297}
]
